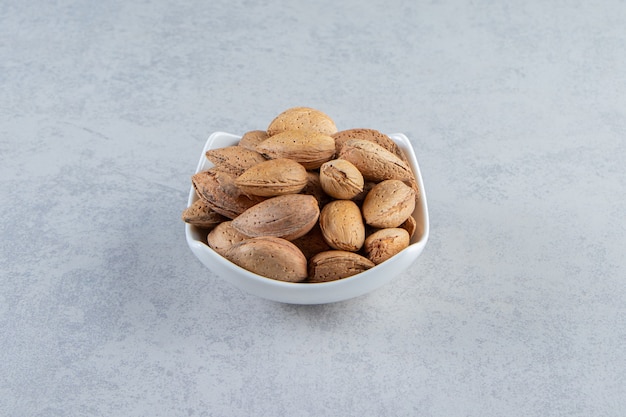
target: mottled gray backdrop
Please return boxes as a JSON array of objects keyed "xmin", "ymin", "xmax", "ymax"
[{"xmin": 1, "ymin": 0, "xmax": 625, "ymax": 416}]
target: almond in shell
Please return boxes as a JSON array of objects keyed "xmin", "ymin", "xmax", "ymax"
[
  {"xmin": 267, "ymin": 107, "xmax": 337, "ymax": 136},
  {"xmin": 181, "ymin": 199, "xmax": 227, "ymax": 229},
  {"xmin": 205, "ymin": 146, "xmax": 267, "ymax": 176},
  {"xmin": 300, "ymin": 171, "xmax": 332, "ymax": 207},
  {"xmin": 256, "ymin": 130, "xmax": 335, "ymax": 170},
  {"xmin": 338, "ymin": 139, "xmax": 414, "ymax": 183},
  {"xmin": 319, "ymin": 159, "xmax": 364, "ymax": 200},
  {"xmin": 290, "ymin": 224, "xmax": 331, "ymax": 260},
  {"xmin": 238, "ymin": 130, "xmax": 269, "ymax": 151},
  {"xmin": 351, "ymin": 181, "xmax": 376, "ymax": 203},
  {"xmin": 364, "ymin": 228, "xmax": 410, "ymax": 264},
  {"xmin": 319, "ymin": 200, "xmax": 365, "ymax": 252},
  {"xmin": 207, "ymin": 220, "xmax": 250, "ymax": 256},
  {"xmin": 231, "ymin": 194, "xmax": 320, "ymax": 241},
  {"xmin": 362, "ymin": 179, "xmax": 416, "ymax": 228},
  {"xmin": 223, "ymin": 236, "xmax": 308, "ymax": 282},
  {"xmin": 308, "ymin": 250, "xmax": 375, "ymax": 283},
  {"xmin": 333, "ymin": 128, "xmax": 407, "ymax": 164},
  {"xmin": 192, "ymin": 168, "xmax": 263, "ymax": 219},
  {"xmin": 400, "ymin": 215, "xmax": 417, "ymax": 239},
  {"xmin": 235, "ymin": 158, "xmax": 307, "ymax": 197}
]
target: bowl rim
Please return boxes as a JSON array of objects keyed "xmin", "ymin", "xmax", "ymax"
[{"xmin": 185, "ymin": 131, "xmax": 430, "ymax": 303}]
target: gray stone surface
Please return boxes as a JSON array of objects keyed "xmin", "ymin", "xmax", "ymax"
[{"xmin": 2, "ymin": 0, "xmax": 625, "ymax": 416}]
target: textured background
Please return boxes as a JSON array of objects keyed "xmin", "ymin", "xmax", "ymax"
[{"xmin": 2, "ymin": 0, "xmax": 625, "ymax": 416}]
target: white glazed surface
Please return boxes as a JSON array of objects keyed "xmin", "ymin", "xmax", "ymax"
[{"xmin": 186, "ymin": 132, "xmax": 430, "ymax": 304}]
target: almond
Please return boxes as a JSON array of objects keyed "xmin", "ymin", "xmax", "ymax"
[
  {"xmin": 290, "ymin": 223, "xmax": 331, "ymax": 260},
  {"xmin": 256, "ymin": 130, "xmax": 335, "ymax": 170},
  {"xmin": 238, "ymin": 130, "xmax": 269, "ymax": 151},
  {"xmin": 181, "ymin": 199, "xmax": 227, "ymax": 229},
  {"xmin": 319, "ymin": 200, "xmax": 365, "ymax": 252},
  {"xmin": 267, "ymin": 107, "xmax": 337, "ymax": 136},
  {"xmin": 400, "ymin": 215, "xmax": 417, "ymax": 239},
  {"xmin": 205, "ymin": 146, "xmax": 266, "ymax": 176},
  {"xmin": 206, "ymin": 221, "xmax": 250, "ymax": 255},
  {"xmin": 362, "ymin": 179, "xmax": 416, "ymax": 228},
  {"xmin": 319, "ymin": 159, "xmax": 364, "ymax": 200},
  {"xmin": 364, "ymin": 228, "xmax": 410, "ymax": 264},
  {"xmin": 333, "ymin": 128, "xmax": 406, "ymax": 163},
  {"xmin": 308, "ymin": 250, "xmax": 375, "ymax": 282},
  {"xmin": 224, "ymin": 237, "xmax": 308, "ymax": 282},
  {"xmin": 231, "ymin": 194, "xmax": 320, "ymax": 241},
  {"xmin": 192, "ymin": 168, "xmax": 263, "ymax": 219},
  {"xmin": 235, "ymin": 158, "xmax": 307, "ymax": 197},
  {"xmin": 300, "ymin": 171, "xmax": 332, "ymax": 207},
  {"xmin": 338, "ymin": 139, "xmax": 414, "ymax": 183},
  {"xmin": 351, "ymin": 180, "xmax": 377, "ymax": 203}
]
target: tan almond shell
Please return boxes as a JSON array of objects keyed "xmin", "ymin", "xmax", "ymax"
[
  {"xmin": 290, "ymin": 224, "xmax": 332, "ymax": 260},
  {"xmin": 300, "ymin": 171, "xmax": 332, "ymax": 207},
  {"xmin": 205, "ymin": 146, "xmax": 267, "ymax": 176},
  {"xmin": 329, "ymin": 131, "xmax": 419, "ymax": 201},
  {"xmin": 400, "ymin": 215, "xmax": 417, "ymax": 239},
  {"xmin": 319, "ymin": 159, "xmax": 364, "ymax": 200},
  {"xmin": 364, "ymin": 228, "xmax": 410, "ymax": 265},
  {"xmin": 362, "ymin": 179, "xmax": 417, "ymax": 228},
  {"xmin": 338, "ymin": 139, "xmax": 414, "ymax": 183},
  {"xmin": 308, "ymin": 250, "xmax": 375, "ymax": 283},
  {"xmin": 319, "ymin": 200, "xmax": 365, "ymax": 252},
  {"xmin": 192, "ymin": 168, "xmax": 264, "ymax": 219},
  {"xmin": 267, "ymin": 107, "xmax": 337, "ymax": 136},
  {"xmin": 238, "ymin": 130, "xmax": 269, "ymax": 151},
  {"xmin": 332, "ymin": 128, "xmax": 407, "ymax": 163},
  {"xmin": 235, "ymin": 158, "xmax": 307, "ymax": 197},
  {"xmin": 206, "ymin": 221, "xmax": 250, "ymax": 256},
  {"xmin": 351, "ymin": 181, "xmax": 377, "ymax": 203},
  {"xmin": 181, "ymin": 199, "xmax": 227, "ymax": 229},
  {"xmin": 256, "ymin": 130, "xmax": 336, "ymax": 170},
  {"xmin": 223, "ymin": 237, "xmax": 308, "ymax": 282},
  {"xmin": 231, "ymin": 194, "xmax": 320, "ymax": 241}
]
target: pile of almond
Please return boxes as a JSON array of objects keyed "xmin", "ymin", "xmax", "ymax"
[{"xmin": 182, "ymin": 107, "xmax": 419, "ymax": 283}]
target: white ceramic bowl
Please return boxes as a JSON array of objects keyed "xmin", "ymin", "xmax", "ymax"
[{"xmin": 185, "ymin": 132, "xmax": 429, "ymax": 304}]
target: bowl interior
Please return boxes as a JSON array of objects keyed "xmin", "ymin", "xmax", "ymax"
[{"xmin": 185, "ymin": 131, "xmax": 429, "ymax": 304}]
